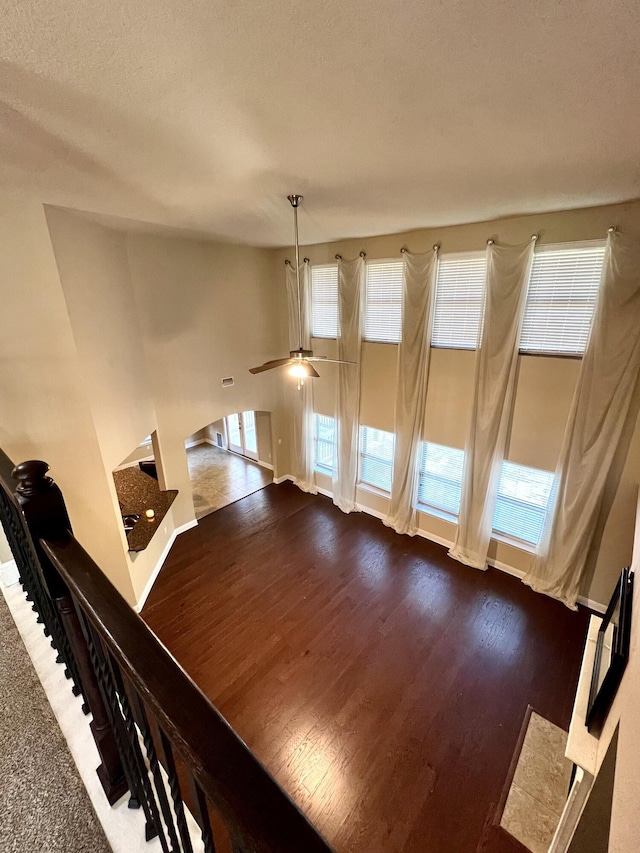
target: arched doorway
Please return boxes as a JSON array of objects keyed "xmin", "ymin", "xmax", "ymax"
[{"xmin": 185, "ymin": 412, "xmax": 273, "ymax": 519}]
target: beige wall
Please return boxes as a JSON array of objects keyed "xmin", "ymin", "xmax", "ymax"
[
  {"xmin": 0, "ymin": 198, "xmax": 136, "ymax": 602},
  {"xmin": 0, "ymin": 200, "xmax": 285, "ymax": 605},
  {"xmin": 274, "ymin": 199, "xmax": 640, "ymax": 607},
  {"xmin": 123, "ymin": 232, "xmax": 284, "ymax": 597}
]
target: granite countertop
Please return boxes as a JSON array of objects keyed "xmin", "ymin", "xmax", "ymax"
[{"xmin": 113, "ymin": 466, "xmax": 178, "ymax": 552}]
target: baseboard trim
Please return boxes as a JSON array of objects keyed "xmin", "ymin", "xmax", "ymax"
[
  {"xmin": 273, "ymin": 474, "xmax": 294, "ymax": 485},
  {"xmin": 0, "ymin": 558, "xmax": 19, "ymax": 588},
  {"xmin": 576, "ymin": 595, "xmax": 607, "ymax": 614},
  {"xmin": 257, "ymin": 461, "xmax": 274, "ymax": 471},
  {"xmin": 273, "ymin": 478, "xmax": 610, "ymax": 612},
  {"xmin": 134, "ymin": 519, "xmax": 198, "ymax": 613},
  {"xmin": 185, "ymin": 438, "xmax": 208, "ymax": 449}
]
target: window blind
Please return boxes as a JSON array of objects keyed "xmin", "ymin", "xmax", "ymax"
[
  {"xmin": 432, "ymin": 254, "xmax": 486, "ymax": 349},
  {"xmin": 359, "ymin": 426, "xmax": 395, "ymax": 491},
  {"xmin": 314, "ymin": 413, "xmax": 336, "ymax": 472},
  {"xmin": 492, "ymin": 461, "xmax": 554, "ymax": 546},
  {"xmin": 417, "ymin": 442, "xmax": 465, "ymax": 517},
  {"xmin": 311, "ymin": 265, "xmax": 338, "ymax": 338},
  {"xmin": 520, "ymin": 244, "xmax": 605, "ymax": 355},
  {"xmin": 364, "ymin": 260, "xmax": 404, "ymax": 343}
]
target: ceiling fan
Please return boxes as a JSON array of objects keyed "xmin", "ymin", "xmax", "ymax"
[{"xmin": 249, "ymin": 194, "xmax": 355, "ymax": 380}]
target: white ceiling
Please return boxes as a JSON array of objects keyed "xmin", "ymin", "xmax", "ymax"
[{"xmin": 2, "ymin": 0, "xmax": 640, "ymax": 246}]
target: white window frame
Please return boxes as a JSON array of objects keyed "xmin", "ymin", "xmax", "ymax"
[
  {"xmin": 492, "ymin": 461, "xmax": 554, "ymax": 548},
  {"xmin": 311, "ymin": 264, "xmax": 339, "ymax": 339},
  {"xmin": 313, "ymin": 413, "xmax": 336, "ymax": 474},
  {"xmin": 358, "ymin": 426, "xmax": 395, "ymax": 493},
  {"xmin": 519, "ymin": 240, "xmax": 605, "ymax": 357},
  {"xmin": 431, "ymin": 251, "xmax": 486, "ymax": 350},
  {"xmin": 416, "ymin": 441, "xmax": 465, "ymax": 521},
  {"xmin": 364, "ymin": 259, "xmax": 404, "ymax": 344}
]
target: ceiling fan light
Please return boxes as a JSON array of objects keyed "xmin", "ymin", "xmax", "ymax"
[{"xmin": 289, "ymin": 362, "xmax": 311, "ymax": 378}]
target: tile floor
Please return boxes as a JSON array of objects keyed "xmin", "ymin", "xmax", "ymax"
[
  {"xmin": 500, "ymin": 711, "xmax": 573, "ymax": 853},
  {"xmin": 186, "ymin": 443, "xmax": 272, "ymax": 519}
]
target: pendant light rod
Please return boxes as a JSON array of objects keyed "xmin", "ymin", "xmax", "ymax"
[{"xmin": 288, "ymin": 194, "xmax": 304, "ymax": 350}]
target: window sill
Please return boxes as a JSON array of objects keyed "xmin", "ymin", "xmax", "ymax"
[
  {"xmin": 357, "ymin": 482, "xmax": 391, "ymax": 500},
  {"xmin": 416, "ymin": 505, "xmax": 539, "ymax": 554},
  {"xmin": 314, "ymin": 465, "xmax": 334, "ymax": 477},
  {"xmin": 416, "ymin": 504, "xmax": 458, "ymax": 525},
  {"xmin": 492, "ymin": 531, "xmax": 538, "ymax": 554}
]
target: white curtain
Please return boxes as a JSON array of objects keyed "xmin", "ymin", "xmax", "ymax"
[
  {"xmin": 332, "ymin": 256, "xmax": 365, "ymax": 512},
  {"xmin": 525, "ymin": 231, "xmax": 640, "ymax": 608},
  {"xmin": 449, "ymin": 238, "xmax": 536, "ymax": 569},
  {"xmin": 385, "ymin": 249, "xmax": 438, "ymax": 535},
  {"xmin": 286, "ymin": 261, "xmax": 317, "ymax": 494}
]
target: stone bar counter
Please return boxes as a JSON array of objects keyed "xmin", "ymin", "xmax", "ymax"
[{"xmin": 112, "ymin": 466, "xmax": 177, "ymax": 552}]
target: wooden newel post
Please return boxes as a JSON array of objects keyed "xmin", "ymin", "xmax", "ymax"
[{"xmin": 12, "ymin": 460, "xmax": 128, "ymax": 805}]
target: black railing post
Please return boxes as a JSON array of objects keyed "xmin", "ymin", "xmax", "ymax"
[{"xmin": 12, "ymin": 460, "xmax": 128, "ymax": 805}]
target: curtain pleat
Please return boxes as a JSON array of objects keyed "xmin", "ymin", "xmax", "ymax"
[
  {"xmin": 385, "ymin": 250, "xmax": 438, "ymax": 535},
  {"xmin": 332, "ymin": 256, "xmax": 365, "ymax": 512},
  {"xmin": 449, "ymin": 239, "xmax": 535, "ymax": 569},
  {"xmin": 524, "ymin": 231, "xmax": 640, "ymax": 608},
  {"xmin": 286, "ymin": 262, "xmax": 317, "ymax": 494}
]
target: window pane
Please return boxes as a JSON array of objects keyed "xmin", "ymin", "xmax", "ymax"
[
  {"xmin": 520, "ymin": 244, "xmax": 605, "ymax": 355},
  {"xmin": 365, "ymin": 261, "xmax": 403, "ymax": 343},
  {"xmin": 242, "ymin": 411, "xmax": 257, "ymax": 453},
  {"xmin": 311, "ymin": 265, "xmax": 339, "ymax": 338},
  {"xmin": 417, "ymin": 442, "xmax": 465, "ymax": 516},
  {"xmin": 492, "ymin": 461, "xmax": 554, "ymax": 545},
  {"xmin": 227, "ymin": 413, "xmax": 241, "ymax": 447},
  {"xmin": 359, "ymin": 426, "xmax": 395, "ymax": 491},
  {"xmin": 314, "ymin": 413, "xmax": 336, "ymax": 472},
  {"xmin": 432, "ymin": 255, "xmax": 486, "ymax": 349}
]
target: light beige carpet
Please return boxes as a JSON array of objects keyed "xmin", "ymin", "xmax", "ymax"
[
  {"xmin": 0, "ymin": 590, "xmax": 111, "ymax": 853},
  {"xmin": 500, "ymin": 711, "xmax": 573, "ymax": 853}
]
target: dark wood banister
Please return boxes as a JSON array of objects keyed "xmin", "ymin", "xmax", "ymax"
[
  {"xmin": 0, "ymin": 451, "xmax": 334, "ymax": 853},
  {"xmin": 43, "ymin": 533, "xmax": 333, "ymax": 852}
]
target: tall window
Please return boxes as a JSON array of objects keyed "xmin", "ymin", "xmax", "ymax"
[
  {"xmin": 431, "ymin": 253, "xmax": 486, "ymax": 349},
  {"xmin": 417, "ymin": 442, "xmax": 465, "ymax": 517},
  {"xmin": 364, "ymin": 260, "xmax": 404, "ymax": 343},
  {"xmin": 492, "ymin": 462, "xmax": 554, "ymax": 546},
  {"xmin": 519, "ymin": 243, "xmax": 605, "ymax": 355},
  {"xmin": 311, "ymin": 265, "xmax": 338, "ymax": 338},
  {"xmin": 359, "ymin": 426, "xmax": 395, "ymax": 492},
  {"xmin": 313, "ymin": 414, "xmax": 336, "ymax": 473}
]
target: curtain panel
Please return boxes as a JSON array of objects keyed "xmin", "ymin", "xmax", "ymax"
[
  {"xmin": 449, "ymin": 238, "xmax": 536, "ymax": 569},
  {"xmin": 286, "ymin": 261, "xmax": 317, "ymax": 494},
  {"xmin": 525, "ymin": 231, "xmax": 640, "ymax": 608},
  {"xmin": 332, "ymin": 256, "xmax": 365, "ymax": 512},
  {"xmin": 385, "ymin": 249, "xmax": 438, "ymax": 535}
]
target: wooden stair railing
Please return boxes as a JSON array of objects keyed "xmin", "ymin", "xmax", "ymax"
[{"xmin": 1, "ymin": 455, "xmax": 334, "ymax": 853}]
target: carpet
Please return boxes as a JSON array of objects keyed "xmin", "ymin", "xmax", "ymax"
[
  {"xmin": 500, "ymin": 710, "xmax": 573, "ymax": 853},
  {"xmin": 0, "ymin": 589, "xmax": 112, "ymax": 853}
]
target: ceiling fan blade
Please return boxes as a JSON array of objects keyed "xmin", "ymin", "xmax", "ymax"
[
  {"xmin": 249, "ymin": 358, "xmax": 292, "ymax": 374},
  {"xmin": 306, "ymin": 363, "xmax": 320, "ymax": 378},
  {"xmin": 307, "ymin": 358, "xmax": 357, "ymax": 365}
]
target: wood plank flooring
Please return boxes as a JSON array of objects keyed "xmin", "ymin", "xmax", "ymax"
[{"xmin": 142, "ymin": 482, "xmax": 590, "ymax": 853}]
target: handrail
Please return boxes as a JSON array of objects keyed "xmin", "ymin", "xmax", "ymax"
[
  {"xmin": 43, "ymin": 533, "xmax": 333, "ymax": 852},
  {"xmin": 1, "ymin": 453, "xmax": 334, "ymax": 853}
]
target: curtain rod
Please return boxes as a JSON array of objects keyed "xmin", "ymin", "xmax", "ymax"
[
  {"xmin": 401, "ymin": 244, "xmax": 439, "ymax": 254},
  {"xmin": 334, "ymin": 251, "xmax": 366, "ymax": 260},
  {"xmin": 289, "ymin": 228, "xmax": 617, "ymax": 265}
]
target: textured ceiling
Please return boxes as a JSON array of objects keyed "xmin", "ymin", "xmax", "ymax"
[{"xmin": 2, "ymin": 0, "xmax": 640, "ymax": 246}]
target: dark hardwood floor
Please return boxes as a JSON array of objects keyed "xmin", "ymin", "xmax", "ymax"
[{"xmin": 142, "ymin": 482, "xmax": 590, "ymax": 853}]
